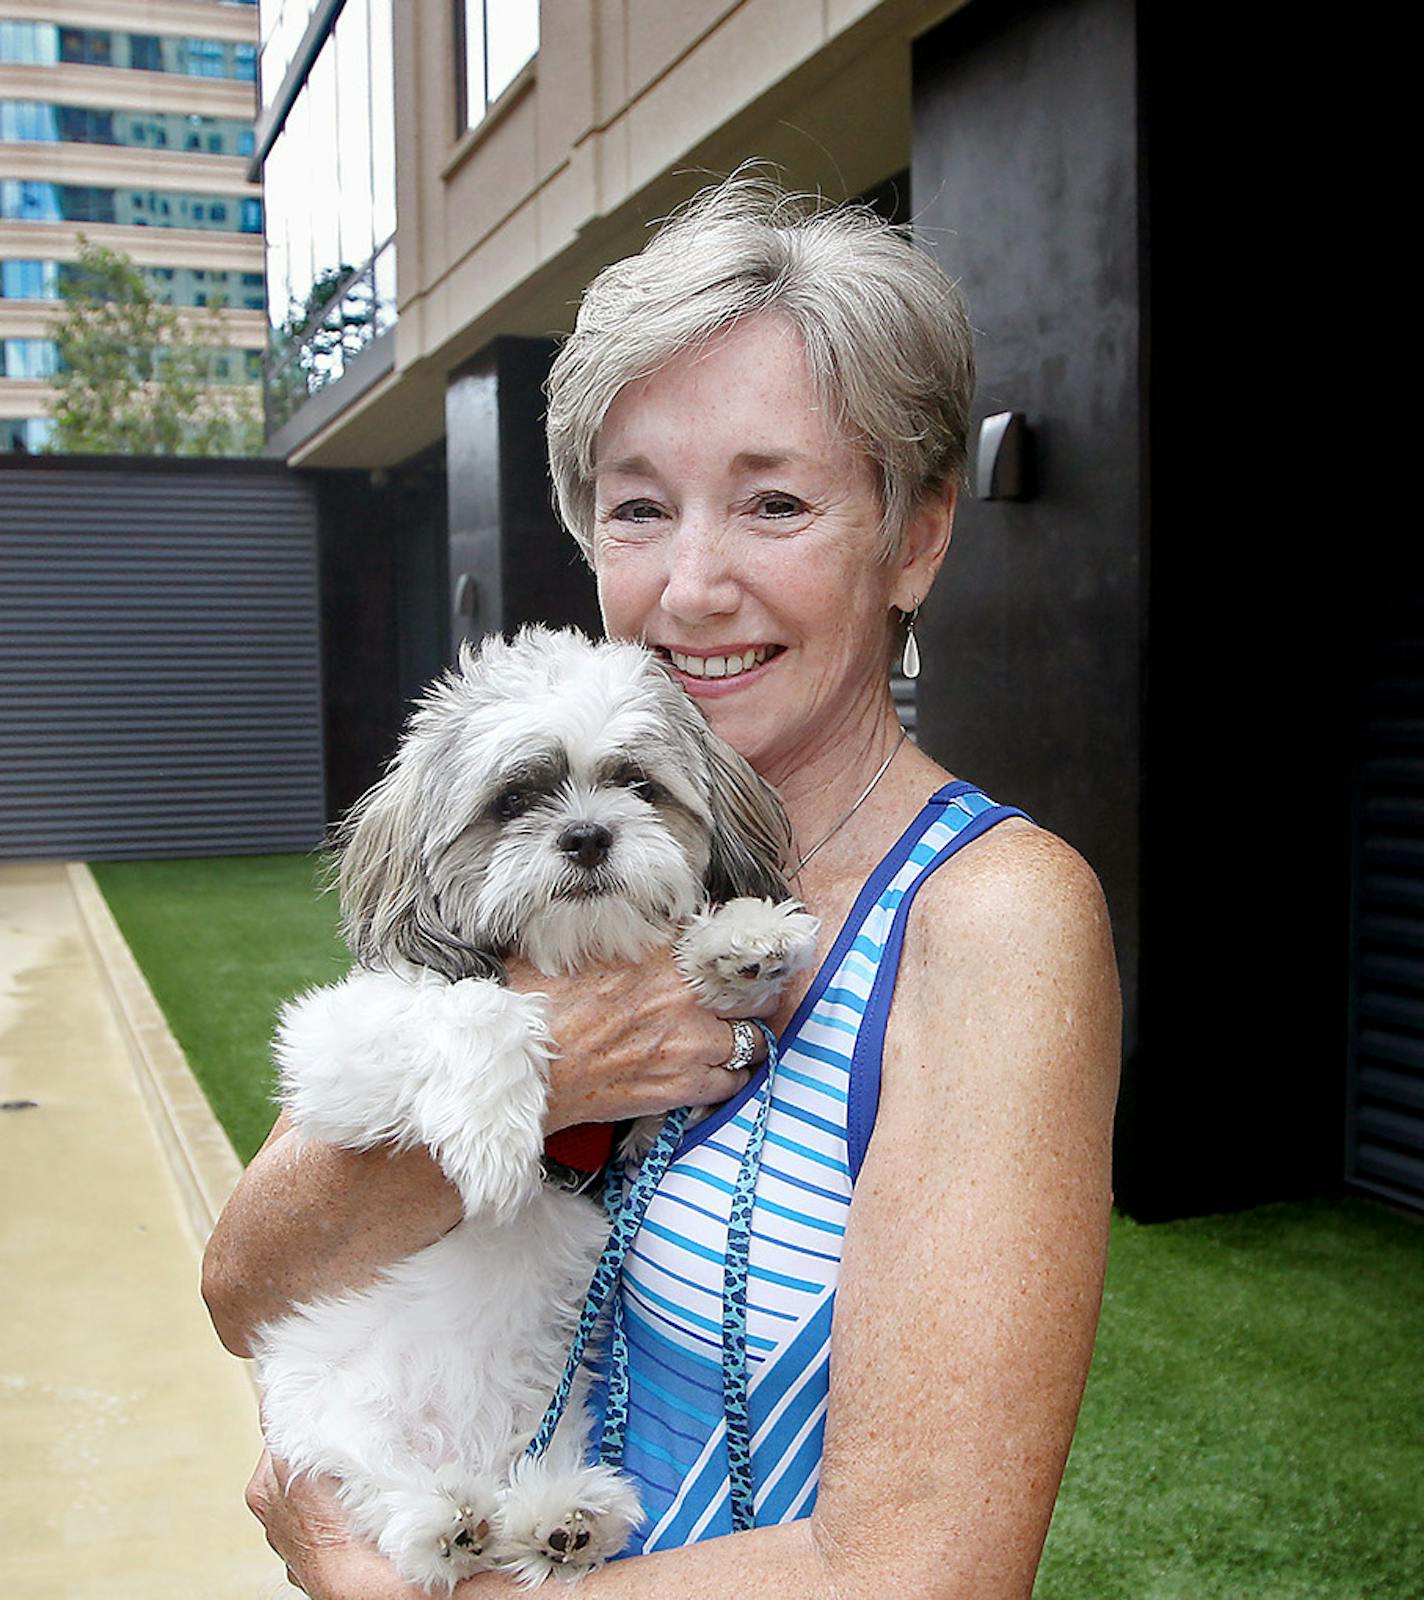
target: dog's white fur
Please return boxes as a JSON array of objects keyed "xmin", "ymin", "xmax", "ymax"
[{"xmin": 253, "ymin": 628, "xmax": 818, "ymax": 1589}]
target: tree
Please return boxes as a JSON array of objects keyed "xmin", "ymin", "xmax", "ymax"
[{"xmin": 45, "ymin": 238, "xmax": 264, "ymax": 457}]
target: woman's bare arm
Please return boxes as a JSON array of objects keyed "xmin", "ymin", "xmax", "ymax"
[
  {"xmin": 202, "ymin": 1113, "xmax": 465, "ymax": 1356},
  {"xmin": 247, "ymin": 824, "xmax": 1122, "ymax": 1597},
  {"xmin": 202, "ymin": 947, "xmax": 764, "ymax": 1358},
  {"xmin": 809, "ymin": 823, "xmax": 1120, "ymax": 1596}
]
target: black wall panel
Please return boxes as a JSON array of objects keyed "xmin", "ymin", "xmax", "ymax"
[{"xmin": 912, "ymin": 0, "xmax": 1143, "ymax": 1043}]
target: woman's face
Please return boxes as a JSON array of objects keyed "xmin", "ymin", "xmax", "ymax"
[{"xmin": 592, "ymin": 314, "xmax": 928, "ymax": 782}]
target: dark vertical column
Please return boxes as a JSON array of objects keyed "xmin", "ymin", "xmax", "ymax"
[
  {"xmin": 1138, "ymin": 5, "xmax": 1343, "ymax": 1214},
  {"xmin": 445, "ymin": 337, "xmax": 602, "ymax": 660},
  {"xmin": 313, "ymin": 453, "xmax": 449, "ymax": 822},
  {"xmin": 445, "ymin": 351, "xmax": 505, "ymax": 651},
  {"xmin": 315, "ymin": 468, "xmax": 406, "ymax": 821}
]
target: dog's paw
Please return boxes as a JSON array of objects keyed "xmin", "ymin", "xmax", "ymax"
[
  {"xmin": 675, "ymin": 898, "xmax": 820, "ymax": 1014},
  {"xmin": 377, "ymin": 1480, "xmax": 500, "ymax": 1593},
  {"xmin": 497, "ymin": 1464, "xmax": 641, "ymax": 1586}
]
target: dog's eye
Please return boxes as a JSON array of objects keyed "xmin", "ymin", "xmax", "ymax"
[
  {"xmin": 612, "ymin": 766, "xmax": 660, "ymax": 802},
  {"xmin": 493, "ymin": 788, "xmax": 529, "ymax": 821}
]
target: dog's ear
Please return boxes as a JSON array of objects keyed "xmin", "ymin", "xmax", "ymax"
[
  {"xmin": 704, "ymin": 741, "xmax": 795, "ymax": 902},
  {"xmin": 659, "ymin": 688, "xmax": 793, "ymax": 903},
  {"xmin": 336, "ymin": 758, "xmax": 504, "ymax": 983}
]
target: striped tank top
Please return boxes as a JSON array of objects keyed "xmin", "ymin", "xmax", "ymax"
[{"xmin": 597, "ymin": 781, "xmax": 1032, "ymax": 1555}]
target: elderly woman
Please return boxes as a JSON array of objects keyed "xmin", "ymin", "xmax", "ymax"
[{"xmin": 206, "ymin": 177, "xmax": 1121, "ymax": 1598}]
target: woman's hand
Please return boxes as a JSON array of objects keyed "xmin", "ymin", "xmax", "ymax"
[
  {"xmin": 508, "ymin": 942, "xmax": 774, "ymax": 1134},
  {"xmin": 247, "ymin": 1450, "xmax": 404, "ymax": 1599},
  {"xmin": 204, "ymin": 940, "xmax": 775, "ymax": 1356}
]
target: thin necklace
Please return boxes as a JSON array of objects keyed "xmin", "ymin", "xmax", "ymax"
[{"xmin": 794, "ymin": 729, "xmax": 907, "ymax": 874}]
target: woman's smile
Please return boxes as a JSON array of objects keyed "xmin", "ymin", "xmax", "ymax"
[{"xmin": 654, "ymin": 643, "xmax": 786, "ymax": 691}]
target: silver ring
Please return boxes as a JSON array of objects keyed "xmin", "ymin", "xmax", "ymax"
[{"xmin": 720, "ymin": 1019, "xmax": 760, "ymax": 1073}]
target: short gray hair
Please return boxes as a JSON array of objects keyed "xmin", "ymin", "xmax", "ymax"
[{"xmin": 545, "ymin": 173, "xmax": 976, "ymax": 564}]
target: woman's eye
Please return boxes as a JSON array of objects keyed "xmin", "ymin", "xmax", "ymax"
[
  {"xmin": 493, "ymin": 788, "xmax": 528, "ymax": 821},
  {"xmin": 756, "ymin": 493, "xmax": 805, "ymax": 518},
  {"xmin": 611, "ymin": 500, "xmax": 663, "ymax": 523}
]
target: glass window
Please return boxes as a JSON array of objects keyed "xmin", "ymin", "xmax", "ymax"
[
  {"xmin": 1, "ymin": 417, "xmax": 55, "ymax": 452},
  {"xmin": 334, "ymin": 0, "xmax": 374, "ymax": 277},
  {"xmin": 260, "ymin": 0, "xmax": 322, "ymax": 102},
  {"xmin": 184, "ymin": 37, "xmax": 225, "ymax": 77},
  {"xmin": 0, "ymin": 181, "xmax": 64, "ymax": 222},
  {"xmin": 59, "ymin": 27, "xmax": 113, "ymax": 66},
  {"xmin": 1, "ymin": 258, "xmax": 59, "ymax": 298},
  {"xmin": 3, "ymin": 25, "xmax": 262, "ymax": 82},
  {"xmin": 1, "ymin": 180, "xmax": 258, "ymax": 232},
  {"xmin": 260, "ymin": 0, "xmax": 395, "ymax": 427},
  {"xmin": 485, "ymin": 0, "xmax": 538, "ymax": 103},
  {"xmin": 128, "ymin": 33, "xmax": 162, "ymax": 71},
  {"xmin": 0, "ymin": 102, "xmax": 51, "ymax": 140},
  {"xmin": 1, "ymin": 337, "xmax": 60, "ymax": 378},
  {"xmin": 104, "ymin": 109, "xmax": 256, "ymax": 157},
  {"xmin": 0, "ymin": 21, "xmax": 59, "ymax": 64},
  {"xmin": 460, "ymin": 0, "xmax": 537, "ymax": 129}
]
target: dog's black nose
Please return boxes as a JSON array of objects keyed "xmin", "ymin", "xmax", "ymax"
[{"xmin": 558, "ymin": 821, "xmax": 613, "ymax": 868}]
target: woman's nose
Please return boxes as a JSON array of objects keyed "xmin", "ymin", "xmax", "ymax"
[{"xmin": 659, "ymin": 521, "xmax": 740, "ymax": 624}]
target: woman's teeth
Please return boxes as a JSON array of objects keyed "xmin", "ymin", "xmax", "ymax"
[{"xmin": 669, "ymin": 646, "xmax": 775, "ymax": 679}]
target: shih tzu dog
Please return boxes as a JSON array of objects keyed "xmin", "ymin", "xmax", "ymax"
[{"xmin": 252, "ymin": 627, "xmax": 818, "ymax": 1590}]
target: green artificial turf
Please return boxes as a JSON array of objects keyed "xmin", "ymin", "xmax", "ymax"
[
  {"xmin": 1038, "ymin": 1201, "xmax": 1424, "ymax": 1599},
  {"xmin": 92, "ymin": 853, "xmax": 347, "ymax": 1162},
  {"xmin": 92, "ymin": 858, "xmax": 1424, "ymax": 1595}
]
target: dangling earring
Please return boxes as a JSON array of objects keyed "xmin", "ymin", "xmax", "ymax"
[{"xmin": 900, "ymin": 599, "xmax": 921, "ymax": 680}]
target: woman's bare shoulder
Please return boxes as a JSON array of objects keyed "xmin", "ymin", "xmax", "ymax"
[
  {"xmin": 884, "ymin": 816, "xmax": 1121, "ymax": 1113},
  {"xmin": 914, "ymin": 815, "xmax": 1111, "ymax": 953}
]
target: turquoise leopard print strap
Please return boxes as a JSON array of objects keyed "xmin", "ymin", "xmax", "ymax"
[
  {"xmin": 524, "ymin": 1103, "xmax": 691, "ymax": 1462},
  {"xmin": 530, "ymin": 1023, "xmax": 779, "ymax": 1542},
  {"xmin": 721, "ymin": 1021, "xmax": 779, "ymax": 1531}
]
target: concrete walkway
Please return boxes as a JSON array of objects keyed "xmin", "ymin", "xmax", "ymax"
[{"xmin": 0, "ymin": 862, "xmax": 285, "ymax": 1599}]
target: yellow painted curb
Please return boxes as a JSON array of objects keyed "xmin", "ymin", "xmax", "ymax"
[{"xmin": 66, "ymin": 862, "xmax": 246, "ymax": 1251}]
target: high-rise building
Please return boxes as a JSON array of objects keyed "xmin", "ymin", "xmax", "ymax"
[{"xmin": 0, "ymin": 1, "xmax": 264, "ymax": 451}]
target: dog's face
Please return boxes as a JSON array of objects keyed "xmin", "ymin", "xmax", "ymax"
[{"xmin": 337, "ymin": 627, "xmax": 792, "ymax": 978}]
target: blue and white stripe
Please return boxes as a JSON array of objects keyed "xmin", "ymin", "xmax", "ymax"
[{"xmin": 600, "ymin": 782, "xmax": 1031, "ymax": 1555}]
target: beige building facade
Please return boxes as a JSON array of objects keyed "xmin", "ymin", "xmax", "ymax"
[
  {"xmin": 271, "ymin": 0, "xmax": 959, "ymax": 468},
  {"xmin": 0, "ymin": 0, "xmax": 264, "ymax": 450}
]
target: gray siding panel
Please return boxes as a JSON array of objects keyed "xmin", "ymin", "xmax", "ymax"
[
  {"xmin": 1347, "ymin": 619, "xmax": 1424, "ymax": 1213},
  {"xmin": 0, "ymin": 464, "xmax": 325, "ymax": 861}
]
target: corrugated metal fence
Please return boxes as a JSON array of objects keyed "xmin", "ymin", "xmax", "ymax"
[
  {"xmin": 1347, "ymin": 602, "xmax": 1424, "ymax": 1212},
  {"xmin": 0, "ymin": 458, "xmax": 325, "ymax": 861}
]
